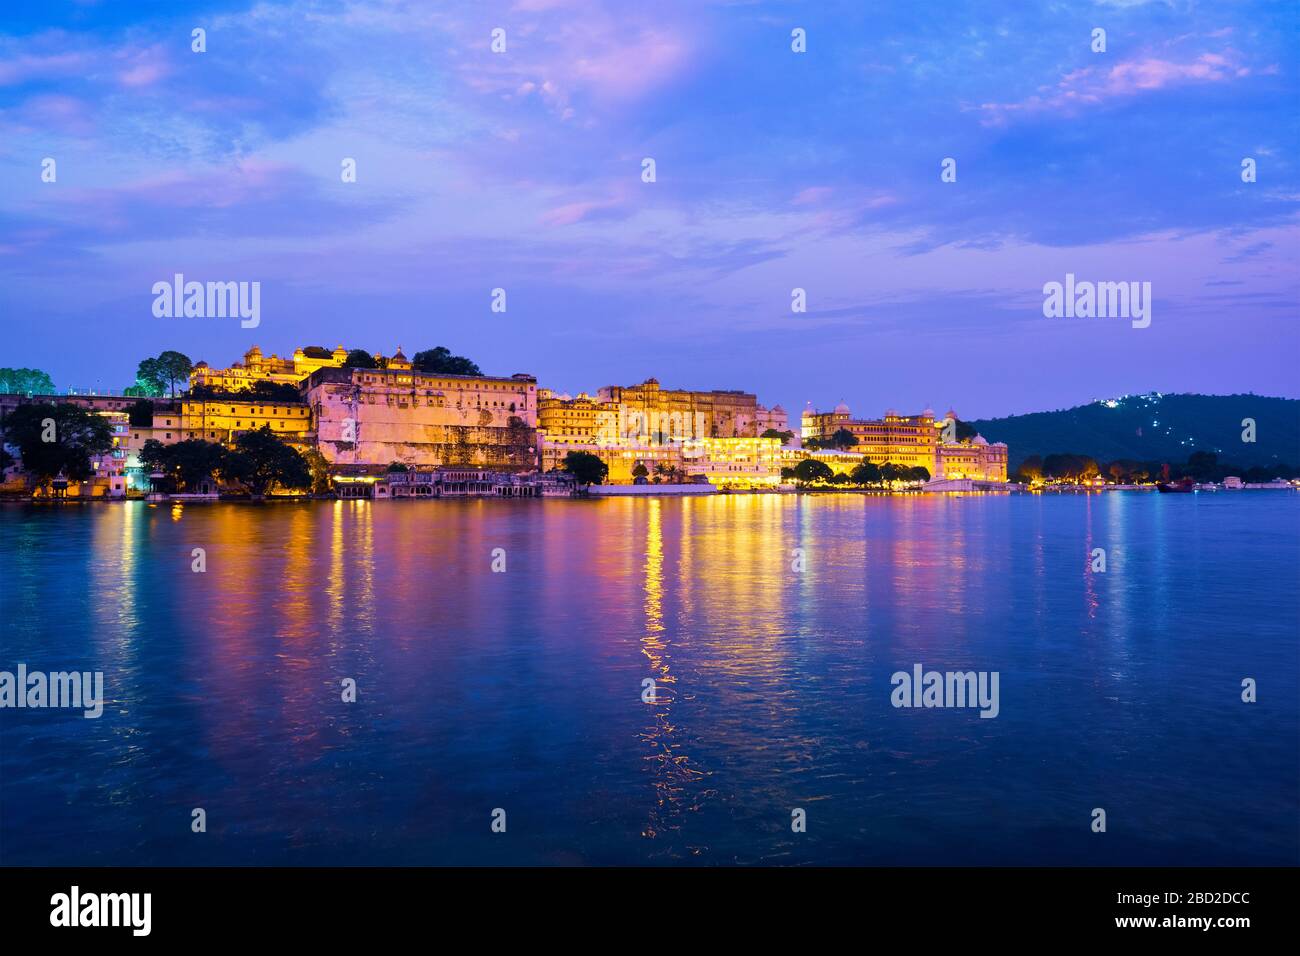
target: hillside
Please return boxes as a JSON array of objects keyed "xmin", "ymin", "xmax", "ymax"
[{"xmin": 969, "ymin": 393, "xmax": 1300, "ymax": 469}]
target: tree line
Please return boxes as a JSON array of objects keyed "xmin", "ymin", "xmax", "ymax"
[
  {"xmin": 785, "ymin": 458, "xmax": 930, "ymax": 486},
  {"xmin": 1014, "ymin": 450, "xmax": 1300, "ymax": 484}
]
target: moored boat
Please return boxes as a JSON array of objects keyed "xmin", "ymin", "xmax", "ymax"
[{"xmin": 1156, "ymin": 477, "xmax": 1196, "ymax": 493}]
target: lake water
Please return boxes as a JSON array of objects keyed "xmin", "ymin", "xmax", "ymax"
[{"xmin": 1, "ymin": 492, "xmax": 1297, "ymax": 866}]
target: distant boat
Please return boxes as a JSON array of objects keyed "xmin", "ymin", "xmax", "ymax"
[{"xmin": 1156, "ymin": 477, "xmax": 1196, "ymax": 494}]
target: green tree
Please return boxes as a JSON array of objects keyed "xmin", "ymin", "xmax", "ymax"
[
  {"xmin": 562, "ymin": 450, "xmax": 608, "ymax": 485},
  {"xmin": 135, "ymin": 351, "xmax": 193, "ymax": 397},
  {"xmin": 1, "ymin": 403, "xmax": 112, "ymax": 491},
  {"xmin": 412, "ymin": 347, "xmax": 483, "ymax": 376},
  {"xmin": 343, "ymin": 349, "xmax": 378, "ymax": 369},
  {"xmin": 760, "ymin": 428, "xmax": 795, "ymax": 444},
  {"xmin": 0, "ymin": 368, "xmax": 56, "ymax": 396},
  {"xmin": 223, "ymin": 426, "xmax": 311, "ymax": 497},
  {"xmin": 793, "ymin": 458, "xmax": 834, "ymax": 484},
  {"xmin": 907, "ymin": 466, "xmax": 931, "ymax": 483},
  {"xmin": 632, "ymin": 462, "xmax": 649, "ymax": 479}
]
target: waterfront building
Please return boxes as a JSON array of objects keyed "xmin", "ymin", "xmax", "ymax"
[
  {"xmin": 801, "ymin": 402, "xmax": 1008, "ymax": 482},
  {"xmin": 127, "ymin": 399, "xmax": 314, "ymax": 448},
  {"xmin": 935, "ymin": 434, "xmax": 1008, "ymax": 482},
  {"xmin": 540, "ymin": 439, "xmax": 682, "ymax": 485},
  {"xmin": 682, "ymin": 436, "xmax": 784, "ymax": 488},
  {"xmin": 802, "ymin": 402, "xmax": 938, "ymax": 472},
  {"xmin": 365, "ymin": 468, "xmax": 576, "ymax": 500},
  {"xmin": 306, "ymin": 365, "xmax": 539, "ymax": 471}
]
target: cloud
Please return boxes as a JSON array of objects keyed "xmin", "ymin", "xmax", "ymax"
[{"xmin": 976, "ymin": 49, "xmax": 1253, "ymax": 124}]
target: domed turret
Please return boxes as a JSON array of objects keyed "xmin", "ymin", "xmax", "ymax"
[{"xmin": 834, "ymin": 401, "xmax": 851, "ymax": 416}]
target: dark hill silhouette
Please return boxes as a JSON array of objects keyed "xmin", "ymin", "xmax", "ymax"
[{"xmin": 969, "ymin": 393, "xmax": 1300, "ymax": 469}]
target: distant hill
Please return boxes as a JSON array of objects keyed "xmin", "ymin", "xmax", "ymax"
[{"xmin": 969, "ymin": 393, "xmax": 1300, "ymax": 469}]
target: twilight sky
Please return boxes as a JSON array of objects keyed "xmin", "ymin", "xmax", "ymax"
[{"xmin": 1, "ymin": 0, "xmax": 1296, "ymax": 418}]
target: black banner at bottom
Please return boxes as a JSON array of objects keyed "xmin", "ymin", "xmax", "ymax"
[{"xmin": 0, "ymin": 866, "xmax": 1285, "ymax": 941}]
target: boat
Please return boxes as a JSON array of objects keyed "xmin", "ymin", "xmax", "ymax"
[{"xmin": 1156, "ymin": 477, "xmax": 1196, "ymax": 494}]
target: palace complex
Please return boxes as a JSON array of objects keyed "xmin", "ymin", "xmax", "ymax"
[{"xmin": 0, "ymin": 344, "xmax": 1008, "ymax": 496}]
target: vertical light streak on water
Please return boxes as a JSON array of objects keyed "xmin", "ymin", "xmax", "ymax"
[{"xmin": 1084, "ymin": 492, "xmax": 1100, "ymax": 620}]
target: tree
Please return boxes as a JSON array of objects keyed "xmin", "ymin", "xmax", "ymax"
[
  {"xmin": 141, "ymin": 439, "xmax": 227, "ymax": 491},
  {"xmin": 907, "ymin": 466, "xmax": 931, "ymax": 483},
  {"xmin": 1042, "ymin": 453, "xmax": 1099, "ymax": 481},
  {"xmin": 793, "ymin": 458, "xmax": 833, "ymax": 484},
  {"xmin": 829, "ymin": 428, "xmax": 859, "ymax": 450},
  {"xmin": 1, "ymin": 403, "xmax": 112, "ymax": 491},
  {"xmin": 0, "ymin": 368, "xmax": 55, "ymax": 396},
  {"xmin": 562, "ymin": 450, "xmax": 608, "ymax": 485},
  {"xmin": 343, "ymin": 349, "xmax": 378, "ymax": 369},
  {"xmin": 301, "ymin": 447, "xmax": 333, "ymax": 496},
  {"xmin": 880, "ymin": 462, "xmax": 906, "ymax": 483},
  {"xmin": 412, "ymin": 347, "xmax": 482, "ymax": 376},
  {"xmin": 760, "ymin": 428, "xmax": 795, "ymax": 444},
  {"xmin": 632, "ymin": 462, "xmax": 649, "ymax": 479},
  {"xmin": 250, "ymin": 380, "xmax": 302, "ymax": 402},
  {"xmin": 387, "ymin": 461, "xmax": 409, "ymax": 472},
  {"xmin": 223, "ymin": 426, "xmax": 311, "ymax": 497},
  {"xmin": 850, "ymin": 461, "xmax": 882, "ymax": 485},
  {"xmin": 135, "ymin": 351, "xmax": 193, "ymax": 397},
  {"xmin": 1014, "ymin": 455, "xmax": 1044, "ymax": 483}
]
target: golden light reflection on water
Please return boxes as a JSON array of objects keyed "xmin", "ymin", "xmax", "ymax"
[{"xmin": 639, "ymin": 499, "xmax": 706, "ymax": 842}]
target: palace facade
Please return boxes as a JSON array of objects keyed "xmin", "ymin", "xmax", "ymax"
[
  {"xmin": 190, "ymin": 344, "xmax": 352, "ymax": 391},
  {"xmin": 306, "ymin": 364, "xmax": 538, "ymax": 471},
  {"xmin": 801, "ymin": 403, "xmax": 1007, "ymax": 482}
]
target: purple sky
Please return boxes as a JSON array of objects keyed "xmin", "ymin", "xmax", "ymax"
[{"xmin": 1, "ymin": 0, "xmax": 1297, "ymax": 418}]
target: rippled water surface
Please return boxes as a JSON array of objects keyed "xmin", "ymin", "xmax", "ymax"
[{"xmin": 1, "ymin": 492, "xmax": 1297, "ymax": 865}]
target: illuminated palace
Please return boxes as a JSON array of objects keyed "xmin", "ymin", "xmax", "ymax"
[
  {"xmin": 801, "ymin": 402, "xmax": 1007, "ymax": 482},
  {"xmin": 307, "ymin": 359, "xmax": 539, "ymax": 474},
  {"xmin": 0, "ymin": 344, "xmax": 1007, "ymax": 495},
  {"xmin": 189, "ymin": 344, "xmax": 349, "ymax": 391},
  {"xmin": 536, "ymin": 378, "xmax": 790, "ymax": 486}
]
